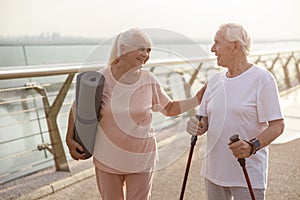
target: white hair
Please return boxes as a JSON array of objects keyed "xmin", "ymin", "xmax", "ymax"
[
  {"xmin": 108, "ymin": 28, "xmax": 152, "ymax": 65},
  {"xmin": 219, "ymin": 23, "xmax": 252, "ymax": 55}
]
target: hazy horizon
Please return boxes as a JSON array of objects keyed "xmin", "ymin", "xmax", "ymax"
[{"xmin": 1, "ymin": 0, "xmax": 300, "ymax": 41}]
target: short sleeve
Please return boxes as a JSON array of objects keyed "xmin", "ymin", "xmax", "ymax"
[
  {"xmin": 257, "ymin": 75, "xmax": 283, "ymax": 122},
  {"xmin": 151, "ymin": 80, "xmax": 172, "ymax": 112}
]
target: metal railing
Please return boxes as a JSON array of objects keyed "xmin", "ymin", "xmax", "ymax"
[{"xmin": 0, "ymin": 49, "xmax": 299, "ymax": 184}]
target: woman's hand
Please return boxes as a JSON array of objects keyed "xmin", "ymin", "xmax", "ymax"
[
  {"xmin": 66, "ymin": 136, "xmax": 86, "ymax": 160},
  {"xmin": 195, "ymin": 83, "xmax": 207, "ymax": 104}
]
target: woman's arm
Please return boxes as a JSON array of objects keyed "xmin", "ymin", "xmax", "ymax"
[
  {"xmin": 161, "ymin": 84, "xmax": 206, "ymax": 116},
  {"xmin": 65, "ymin": 102, "xmax": 86, "ymax": 160}
]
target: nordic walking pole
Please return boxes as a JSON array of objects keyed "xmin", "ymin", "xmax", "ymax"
[
  {"xmin": 179, "ymin": 115, "xmax": 202, "ymax": 200},
  {"xmin": 229, "ymin": 134, "xmax": 256, "ymax": 200}
]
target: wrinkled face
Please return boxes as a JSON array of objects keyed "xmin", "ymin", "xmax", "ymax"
[
  {"xmin": 124, "ymin": 47, "xmax": 151, "ymax": 67},
  {"xmin": 211, "ymin": 29, "xmax": 235, "ymax": 68}
]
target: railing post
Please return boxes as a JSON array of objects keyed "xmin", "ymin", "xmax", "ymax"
[
  {"xmin": 31, "ymin": 74, "xmax": 75, "ymax": 172},
  {"xmin": 22, "ymin": 45, "xmax": 29, "ymax": 66},
  {"xmin": 283, "ymin": 54, "xmax": 293, "ymax": 89},
  {"xmin": 296, "ymin": 59, "xmax": 300, "ymax": 82},
  {"xmin": 186, "ymin": 62, "xmax": 204, "ymax": 116}
]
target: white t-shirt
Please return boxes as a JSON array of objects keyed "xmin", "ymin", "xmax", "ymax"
[{"xmin": 198, "ymin": 65, "xmax": 283, "ymax": 189}]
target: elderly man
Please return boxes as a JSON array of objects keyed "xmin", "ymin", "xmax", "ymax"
[{"xmin": 187, "ymin": 23, "xmax": 284, "ymax": 200}]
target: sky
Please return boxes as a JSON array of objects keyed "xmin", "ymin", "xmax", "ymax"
[{"xmin": 1, "ymin": 0, "xmax": 300, "ymax": 41}]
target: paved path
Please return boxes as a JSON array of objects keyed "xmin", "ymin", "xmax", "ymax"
[{"xmin": 2, "ymin": 136, "xmax": 299, "ymax": 200}]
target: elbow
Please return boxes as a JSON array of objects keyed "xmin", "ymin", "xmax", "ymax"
[
  {"xmin": 275, "ymin": 119, "xmax": 285, "ymax": 137},
  {"xmin": 279, "ymin": 119, "xmax": 285, "ymax": 134},
  {"xmin": 164, "ymin": 111, "xmax": 178, "ymax": 117},
  {"xmin": 164, "ymin": 112, "xmax": 171, "ymax": 117}
]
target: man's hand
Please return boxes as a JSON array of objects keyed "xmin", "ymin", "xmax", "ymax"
[
  {"xmin": 228, "ymin": 140, "xmax": 252, "ymax": 159},
  {"xmin": 186, "ymin": 116, "xmax": 208, "ymax": 136}
]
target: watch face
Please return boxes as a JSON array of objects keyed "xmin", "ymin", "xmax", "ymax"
[
  {"xmin": 251, "ymin": 138, "xmax": 261, "ymax": 154},
  {"xmin": 253, "ymin": 139, "xmax": 261, "ymax": 148}
]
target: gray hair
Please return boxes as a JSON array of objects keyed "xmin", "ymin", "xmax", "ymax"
[
  {"xmin": 219, "ymin": 23, "xmax": 252, "ymax": 55},
  {"xmin": 108, "ymin": 28, "xmax": 152, "ymax": 65}
]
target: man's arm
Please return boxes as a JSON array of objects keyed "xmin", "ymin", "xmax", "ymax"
[{"xmin": 229, "ymin": 119, "xmax": 284, "ymax": 158}]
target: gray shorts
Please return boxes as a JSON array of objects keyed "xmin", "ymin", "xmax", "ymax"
[{"xmin": 205, "ymin": 178, "xmax": 265, "ymax": 200}]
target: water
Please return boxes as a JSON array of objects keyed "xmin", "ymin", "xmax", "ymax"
[{"xmin": 1, "ymin": 40, "xmax": 300, "ymax": 67}]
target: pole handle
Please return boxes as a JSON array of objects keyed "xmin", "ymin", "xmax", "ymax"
[
  {"xmin": 229, "ymin": 134, "xmax": 256, "ymax": 200},
  {"xmin": 190, "ymin": 115, "xmax": 202, "ymax": 145},
  {"xmin": 229, "ymin": 134, "xmax": 240, "ymax": 142},
  {"xmin": 229, "ymin": 134, "xmax": 246, "ymax": 167}
]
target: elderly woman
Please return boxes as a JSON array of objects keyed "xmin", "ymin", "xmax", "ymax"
[
  {"xmin": 66, "ymin": 28, "xmax": 206, "ymax": 200},
  {"xmin": 187, "ymin": 23, "xmax": 284, "ymax": 200}
]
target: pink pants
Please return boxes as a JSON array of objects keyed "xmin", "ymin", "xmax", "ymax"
[{"xmin": 95, "ymin": 167, "xmax": 153, "ymax": 200}]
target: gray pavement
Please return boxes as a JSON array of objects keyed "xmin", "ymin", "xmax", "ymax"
[
  {"xmin": 1, "ymin": 105, "xmax": 300, "ymax": 200},
  {"xmin": 2, "ymin": 136, "xmax": 300, "ymax": 200}
]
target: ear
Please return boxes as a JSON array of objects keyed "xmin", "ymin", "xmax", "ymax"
[
  {"xmin": 144, "ymin": 56, "xmax": 150, "ymax": 64},
  {"xmin": 233, "ymin": 41, "xmax": 240, "ymax": 50}
]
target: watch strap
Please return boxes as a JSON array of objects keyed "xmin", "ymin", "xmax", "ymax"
[
  {"xmin": 243, "ymin": 140, "xmax": 254, "ymax": 156},
  {"xmin": 250, "ymin": 138, "xmax": 261, "ymax": 154}
]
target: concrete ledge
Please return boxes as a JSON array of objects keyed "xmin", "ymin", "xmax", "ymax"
[{"xmin": 16, "ymin": 168, "xmax": 95, "ymax": 200}]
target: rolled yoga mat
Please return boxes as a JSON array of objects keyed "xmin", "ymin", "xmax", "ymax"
[{"xmin": 74, "ymin": 71, "xmax": 105, "ymax": 159}]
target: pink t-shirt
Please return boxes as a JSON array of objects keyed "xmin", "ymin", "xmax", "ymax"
[{"xmin": 93, "ymin": 67, "xmax": 171, "ymax": 174}]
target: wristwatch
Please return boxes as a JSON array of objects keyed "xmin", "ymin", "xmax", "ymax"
[{"xmin": 249, "ymin": 138, "xmax": 261, "ymax": 154}]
